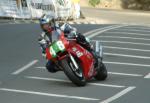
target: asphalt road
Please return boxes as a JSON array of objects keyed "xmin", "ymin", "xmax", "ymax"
[
  {"xmin": 0, "ymin": 23, "xmax": 150, "ymax": 103},
  {"xmin": 82, "ymin": 7, "xmax": 150, "ymax": 25}
]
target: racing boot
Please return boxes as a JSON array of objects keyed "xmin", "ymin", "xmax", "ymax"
[{"xmin": 46, "ymin": 61, "xmax": 60, "ymax": 73}]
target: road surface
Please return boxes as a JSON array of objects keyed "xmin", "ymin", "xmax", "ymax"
[{"xmin": 0, "ymin": 22, "xmax": 150, "ymax": 103}]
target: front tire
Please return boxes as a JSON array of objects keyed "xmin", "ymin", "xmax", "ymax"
[
  {"xmin": 61, "ymin": 57, "xmax": 86, "ymax": 86},
  {"xmin": 94, "ymin": 62, "xmax": 107, "ymax": 80}
]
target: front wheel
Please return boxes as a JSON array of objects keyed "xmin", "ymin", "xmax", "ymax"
[
  {"xmin": 94, "ymin": 62, "xmax": 107, "ymax": 80},
  {"xmin": 61, "ymin": 56, "xmax": 86, "ymax": 86}
]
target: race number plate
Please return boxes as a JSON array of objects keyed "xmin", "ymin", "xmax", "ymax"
[{"xmin": 49, "ymin": 41, "xmax": 65, "ymax": 57}]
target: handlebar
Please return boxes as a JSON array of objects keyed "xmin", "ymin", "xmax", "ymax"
[{"xmin": 67, "ymin": 38, "xmax": 76, "ymax": 41}]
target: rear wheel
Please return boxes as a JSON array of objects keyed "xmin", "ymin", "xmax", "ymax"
[
  {"xmin": 94, "ymin": 62, "xmax": 107, "ymax": 80},
  {"xmin": 61, "ymin": 56, "xmax": 86, "ymax": 86}
]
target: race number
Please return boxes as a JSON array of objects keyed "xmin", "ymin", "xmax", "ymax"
[
  {"xmin": 56, "ymin": 41, "xmax": 65, "ymax": 51},
  {"xmin": 76, "ymin": 51, "xmax": 83, "ymax": 57},
  {"xmin": 72, "ymin": 47, "xmax": 83, "ymax": 58},
  {"xmin": 49, "ymin": 46, "xmax": 56, "ymax": 57}
]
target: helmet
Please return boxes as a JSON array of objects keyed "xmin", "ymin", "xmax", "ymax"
[
  {"xmin": 39, "ymin": 14, "xmax": 55, "ymax": 32},
  {"xmin": 40, "ymin": 14, "xmax": 49, "ymax": 25},
  {"xmin": 39, "ymin": 14, "xmax": 55, "ymax": 25}
]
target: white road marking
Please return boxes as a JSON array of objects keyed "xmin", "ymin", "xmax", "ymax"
[
  {"xmin": 104, "ymin": 52, "xmax": 150, "ymax": 59},
  {"xmin": 88, "ymin": 25, "xmax": 128, "ymax": 39},
  {"xmin": 35, "ymin": 67, "xmax": 46, "ymax": 69},
  {"xmin": 25, "ymin": 76, "xmax": 125, "ymax": 88},
  {"xmin": 144, "ymin": 73, "xmax": 150, "ymax": 78},
  {"xmin": 12, "ymin": 60, "xmax": 38, "ymax": 75},
  {"xmin": 114, "ymin": 28, "xmax": 150, "ymax": 33},
  {"xmin": 103, "ymin": 46, "xmax": 150, "ymax": 52},
  {"xmin": 84, "ymin": 25, "xmax": 116, "ymax": 36},
  {"xmin": 104, "ymin": 61, "xmax": 150, "ymax": 67},
  {"xmin": 35, "ymin": 65, "xmax": 144, "ymax": 78},
  {"xmin": 98, "ymin": 40, "xmax": 150, "ymax": 46},
  {"xmin": 89, "ymin": 83, "xmax": 125, "ymax": 88},
  {"xmin": 26, "ymin": 76, "xmax": 70, "ymax": 82},
  {"xmin": 108, "ymin": 72, "xmax": 142, "ymax": 77},
  {"xmin": 106, "ymin": 31, "xmax": 150, "ymax": 37},
  {"xmin": 0, "ymin": 88, "xmax": 99, "ymax": 101},
  {"xmin": 123, "ymin": 27, "xmax": 150, "ymax": 31},
  {"xmin": 100, "ymin": 86, "xmax": 136, "ymax": 103},
  {"xmin": 98, "ymin": 36, "xmax": 150, "ymax": 41},
  {"xmin": 35, "ymin": 66, "xmax": 142, "ymax": 77}
]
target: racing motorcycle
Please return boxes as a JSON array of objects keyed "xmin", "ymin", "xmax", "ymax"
[{"xmin": 45, "ymin": 32, "xmax": 107, "ymax": 86}]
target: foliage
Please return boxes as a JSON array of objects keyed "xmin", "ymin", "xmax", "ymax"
[
  {"xmin": 121, "ymin": 0, "xmax": 150, "ymax": 10},
  {"xmin": 89, "ymin": 0, "xmax": 100, "ymax": 7}
]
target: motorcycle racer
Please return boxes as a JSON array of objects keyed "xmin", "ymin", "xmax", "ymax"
[{"xmin": 38, "ymin": 14, "xmax": 98, "ymax": 73}]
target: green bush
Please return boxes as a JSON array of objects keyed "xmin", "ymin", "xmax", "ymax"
[
  {"xmin": 89, "ymin": 0, "xmax": 100, "ymax": 7},
  {"xmin": 122, "ymin": 0, "xmax": 150, "ymax": 10}
]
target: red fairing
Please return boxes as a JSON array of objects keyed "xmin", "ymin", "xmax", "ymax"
[
  {"xmin": 68, "ymin": 43, "xmax": 95, "ymax": 79},
  {"xmin": 60, "ymin": 33, "xmax": 69, "ymax": 49},
  {"xmin": 46, "ymin": 48, "xmax": 52, "ymax": 60}
]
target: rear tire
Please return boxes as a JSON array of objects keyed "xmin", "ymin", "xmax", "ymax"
[
  {"xmin": 61, "ymin": 57, "xmax": 86, "ymax": 86},
  {"xmin": 94, "ymin": 62, "xmax": 107, "ymax": 80}
]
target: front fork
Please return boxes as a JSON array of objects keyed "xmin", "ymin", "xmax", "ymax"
[
  {"xmin": 56, "ymin": 53, "xmax": 79, "ymax": 71},
  {"xmin": 68, "ymin": 53, "xmax": 79, "ymax": 71}
]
